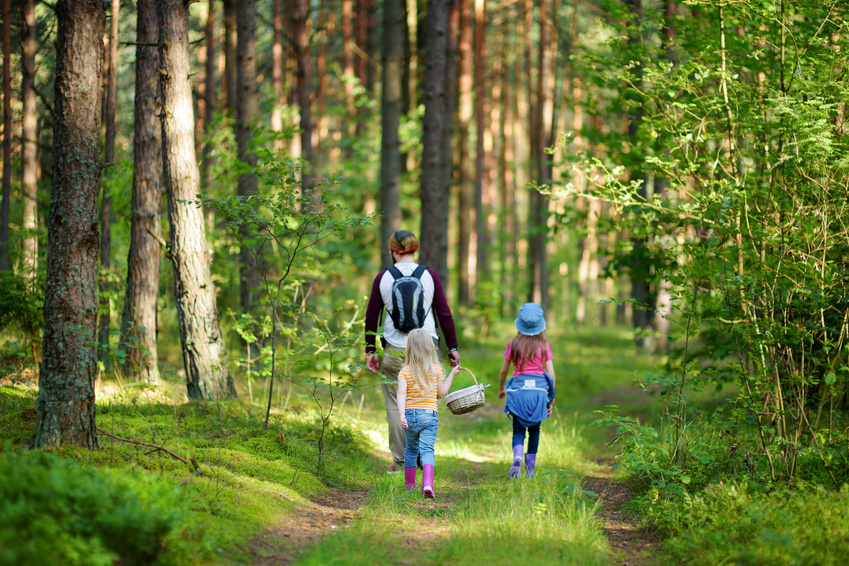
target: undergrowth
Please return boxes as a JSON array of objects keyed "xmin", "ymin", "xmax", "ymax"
[{"xmin": 0, "ymin": 384, "xmax": 381, "ymax": 565}]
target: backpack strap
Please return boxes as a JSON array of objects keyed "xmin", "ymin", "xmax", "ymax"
[
  {"xmin": 387, "ymin": 265, "xmax": 403, "ymax": 280},
  {"xmin": 411, "ymin": 265, "xmax": 427, "ymax": 279}
]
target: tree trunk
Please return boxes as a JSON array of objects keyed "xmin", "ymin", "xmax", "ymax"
[
  {"xmin": 626, "ymin": 0, "xmax": 650, "ymax": 348},
  {"xmin": 441, "ymin": 0, "xmax": 459, "ymax": 233},
  {"xmin": 380, "ymin": 0, "xmax": 403, "ymax": 268},
  {"xmin": 97, "ymin": 0, "xmax": 119, "ymax": 370},
  {"xmin": 272, "ymin": 0, "xmax": 285, "ymax": 151},
  {"xmin": 473, "ymin": 0, "xmax": 488, "ymax": 284},
  {"xmin": 159, "ymin": 0, "xmax": 235, "ymax": 400},
  {"xmin": 418, "ymin": 0, "xmax": 449, "ymax": 281},
  {"xmin": 0, "ymin": 0, "xmax": 10, "ymax": 271},
  {"xmin": 223, "ymin": 0, "xmax": 237, "ymax": 117},
  {"xmin": 36, "ymin": 0, "xmax": 105, "ymax": 449},
  {"xmin": 528, "ymin": 0, "xmax": 551, "ymax": 309},
  {"xmin": 291, "ymin": 0, "xmax": 314, "ymax": 196},
  {"xmin": 236, "ymin": 0, "xmax": 261, "ymax": 312},
  {"xmin": 21, "ymin": 0, "xmax": 37, "ymax": 279},
  {"xmin": 342, "ymin": 0, "xmax": 355, "ymax": 138},
  {"xmin": 121, "ymin": 0, "xmax": 161, "ymax": 384},
  {"xmin": 456, "ymin": 0, "xmax": 472, "ymax": 306},
  {"xmin": 200, "ymin": 0, "xmax": 216, "ymax": 195}
]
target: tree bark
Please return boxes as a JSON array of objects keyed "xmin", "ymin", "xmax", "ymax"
[
  {"xmin": 379, "ymin": 0, "xmax": 403, "ymax": 268},
  {"xmin": 97, "ymin": 0, "xmax": 119, "ymax": 369},
  {"xmin": 342, "ymin": 0, "xmax": 355, "ymax": 138},
  {"xmin": 121, "ymin": 0, "xmax": 161, "ymax": 384},
  {"xmin": 21, "ymin": 0, "xmax": 37, "ymax": 279},
  {"xmin": 418, "ymin": 0, "xmax": 449, "ymax": 281},
  {"xmin": 223, "ymin": 0, "xmax": 237, "ymax": 117},
  {"xmin": 291, "ymin": 0, "xmax": 314, "ymax": 196},
  {"xmin": 626, "ymin": 0, "xmax": 650, "ymax": 347},
  {"xmin": 456, "ymin": 0, "xmax": 472, "ymax": 306},
  {"xmin": 200, "ymin": 0, "xmax": 216, "ymax": 194},
  {"xmin": 473, "ymin": 0, "xmax": 488, "ymax": 284},
  {"xmin": 235, "ymin": 0, "xmax": 261, "ymax": 312},
  {"xmin": 528, "ymin": 0, "xmax": 551, "ymax": 309},
  {"xmin": 159, "ymin": 0, "xmax": 235, "ymax": 400},
  {"xmin": 441, "ymin": 0, "xmax": 459, "ymax": 232},
  {"xmin": 271, "ymin": 0, "xmax": 285, "ymax": 151},
  {"xmin": 0, "ymin": 0, "xmax": 10, "ymax": 271},
  {"xmin": 36, "ymin": 0, "xmax": 105, "ymax": 449}
]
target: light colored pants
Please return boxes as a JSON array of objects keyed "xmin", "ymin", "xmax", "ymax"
[{"xmin": 380, "ymin": 348, "xmax": 407, "ymax": 468}]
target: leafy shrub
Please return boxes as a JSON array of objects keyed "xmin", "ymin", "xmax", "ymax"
[
  {"xmin": 645, "ymin": 482, "xmax": 849, "ymax": 565},
  {"xmin": 0, "ymin": 451, "xmax": 198, "ymax": 566}
]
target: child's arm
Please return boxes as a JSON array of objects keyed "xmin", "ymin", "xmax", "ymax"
[
  {"xmin": 437, "ymin": 365, "xmax": 462, "ymax": 398},
  {"xmin": 397, "ymin": 373, "xmax": 408, "ymax": 429},
  {"xmin": 544, "ymin": 359, "xmax": 556, "ymax": 417},
  {"xmin": 498, "ymin": 359, "xmax": 511, "ymax": 400}
]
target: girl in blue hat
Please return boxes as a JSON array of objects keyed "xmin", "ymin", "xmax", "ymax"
[{"xmin": 497, "ymin": 303, "xmax": 556, "ymax": 478}]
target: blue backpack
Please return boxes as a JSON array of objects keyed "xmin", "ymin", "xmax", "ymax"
[{"xmin": 387, "ymin": 265, "xmax": 429, "ymax": 333}]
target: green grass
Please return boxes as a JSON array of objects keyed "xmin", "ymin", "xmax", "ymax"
[{"xmin": 0, "ymin": 324, "xmax": 660, "ymax": 565}]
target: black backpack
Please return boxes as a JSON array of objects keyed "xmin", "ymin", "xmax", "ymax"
[{"xmin": 387, "ymin": 265, "xmax": 430, "ymax": 333}]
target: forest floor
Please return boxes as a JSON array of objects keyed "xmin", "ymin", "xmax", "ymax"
[{"xmin": 241, "ymin": 386, "xmax": 660, "ymax": 566}]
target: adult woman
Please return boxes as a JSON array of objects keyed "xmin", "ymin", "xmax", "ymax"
[{"xmin": 364, "ymin": 230, "xmax": 460, "ymax": 472}]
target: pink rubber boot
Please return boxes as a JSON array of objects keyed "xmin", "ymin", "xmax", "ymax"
[
  {"xmin": 404, "ymin": 467, "xmax": 417, "ymax": 490},
  {"xmin": 422, "ymin": 464, "xmax": 435, "ymax": 498}
]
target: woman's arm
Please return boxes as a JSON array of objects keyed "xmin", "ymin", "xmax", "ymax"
[
  {"xmin": 498, "ymin": 359, "xmax": 511, "ymax": 400},
  {"xmin": 397, "ymin": 372, "xmax": 408, "ymax": 429},
  {"xmin": 437, "ymin": 365, "xmax": 462, "ymax": 398},
  {"xmin": 544, "ymin": 359, "xmax": 556, "ymax": 416}
]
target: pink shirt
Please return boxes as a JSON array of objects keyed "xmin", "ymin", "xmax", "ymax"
[{"xmin": 504, "ymin": 340, "xmax": 553, "ymax": 376}]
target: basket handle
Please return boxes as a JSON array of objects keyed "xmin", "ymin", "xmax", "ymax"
[{"xmin": 458, "ymin": 366, "xmax": 478, "ymax": 386}]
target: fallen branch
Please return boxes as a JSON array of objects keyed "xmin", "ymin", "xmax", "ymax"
[{"xmin": 96, "ymin": 428, "xmax": 191, "ymax": 467}]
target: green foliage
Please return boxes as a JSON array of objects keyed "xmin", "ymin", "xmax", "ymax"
[
  {"xmin": 0, "ymin": 450, "xmax": 194, "ymax": 566},
  {"xmin": 564, "ymin": 0, "xmax": 849, "ymax": 485},
  {"xmin": 647, "ymin": 482, "xmax": 849, "ymax": 565}
]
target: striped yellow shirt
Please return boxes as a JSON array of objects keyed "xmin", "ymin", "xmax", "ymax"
[{"xmin": 399, "ymin": 363, "xmax": 444, "ymax": 411}]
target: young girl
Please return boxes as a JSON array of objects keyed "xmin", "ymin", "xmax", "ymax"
[
  {"xmin": 498, "ymin": 303, "xmax": 556, "ymax": 478},
  {"xmin": 397, "ymin": 328, "xmax": 462, "ymax": 498}
]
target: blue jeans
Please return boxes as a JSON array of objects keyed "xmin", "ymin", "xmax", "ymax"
[{"xmin": 403, "ymin": 409, "xmax": 438, "ymax": 468}]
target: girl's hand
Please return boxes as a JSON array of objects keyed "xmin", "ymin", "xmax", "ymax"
[
  {"xmin": 498, "ymin": 388, "xmax": 506, "ymax": 401},
  {"xmin": 400, "ymin": 415, "xmax": 408, "ymax": 429},
  {"xmin": 448, "ymin": 364, "xmax": 463, "ymax": 377},
  {"xmin": 547, "ymin": 400, "xmax": 554, "ymax": 417}
]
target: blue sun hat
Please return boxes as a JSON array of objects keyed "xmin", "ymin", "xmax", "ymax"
[{"xmin": 515, "ymin": 303, "xmax": 546, "ymax": 336}]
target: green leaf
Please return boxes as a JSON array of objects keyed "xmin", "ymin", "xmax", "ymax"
[{"xmin": 825, "ymin": 373, "xmax": 837, "ymax": 385}]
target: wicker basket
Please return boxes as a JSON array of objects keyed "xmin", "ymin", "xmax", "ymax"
[{"xmin": 444, "ymin": 368, "xmax": 487, "ymax": 415}]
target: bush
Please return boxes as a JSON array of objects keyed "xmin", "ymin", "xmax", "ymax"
[{"xmin": 0, "ymin": 450, "xmax": 197, "ymax": 566}]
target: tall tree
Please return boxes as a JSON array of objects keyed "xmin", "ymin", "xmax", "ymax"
[
  {"xmin": 36, "ymin": 0, "xmax": 105, "ymax": 449},
  {"xmin": 235, "ymin": 0, "xmax": 261, "ymax": 311},
  {"xmin": 419, "ymin": 0, "xmax": 449, "ymax": 281},
  {"xmin": 97, "ymin": 0, "xmax": 119, "ymax": 369},
  {"xmin": 223, "ymin": 0, "xmax": 237, "ymax": 116},
  {"xmin": 528, "ymin": 0, "xmax": 552, "ymax": 308},
  {"xmin": 21, "ymin": 0, "xmax": 37, "ymax": 279},
  {"xmin": 271, "ymin": 0, "xmax": 285, "ymax": 151},
  {"xmin": 473, "ymin": 0, "xmax": 488, "ymax": 283},
  {"xmin": 0, "ymin": 0, "xmax": 9, "ymax": 271},
  {"xmin": 159, "ymin": 0, "xmax": 235, "ymax": 400},
  {"xmin": 200, "ymin": 0, "xmax": 216, "ymax": 194},
  {"xmin": 441, "ymin": 0, "xmax": 459, "ymax": 227},
  {"xmin": 291, "ymin": 0, "xmax": 313, "ymax": 196},
  {"xmin": 625, "ymin": 0, "xmax": 650, "ymax": 347},
  {"xmin": 120, "ymin": 0, "xmax": 161, "ymax": 384},
  {"xmin": 379, "ymin": 0, "xmax": 403, "ymax": 267},
  {"xmin": 456, "ymin": 0, "xmax": 472, "ymax": 306}
]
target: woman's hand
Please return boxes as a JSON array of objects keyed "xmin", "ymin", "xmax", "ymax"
[{"xmin": 400, "ymin": 414, "xmax": 408, "ymax": 429}]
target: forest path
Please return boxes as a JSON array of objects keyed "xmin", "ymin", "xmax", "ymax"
[{"xmin": 584, "ymin": 459, "xmax": 658, "ymax": 566}]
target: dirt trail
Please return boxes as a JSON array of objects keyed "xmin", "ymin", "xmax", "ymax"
[
  {"xmin": 247, "ymin": 489, "xmax": 368, "ymax": 565},
  {"xmin": 584, "ymin": 460, "xmax": 658, "ymax": 566}
]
